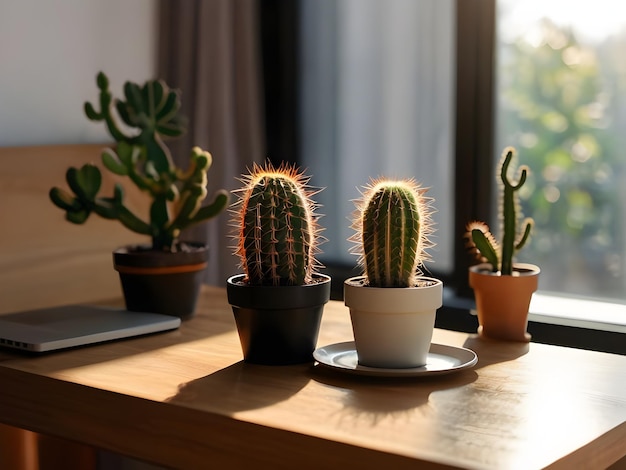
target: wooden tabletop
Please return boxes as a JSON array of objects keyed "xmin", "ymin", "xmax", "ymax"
[{"xmin": 1, "ymin": 285, "xmax": 626, "ymax": 469}]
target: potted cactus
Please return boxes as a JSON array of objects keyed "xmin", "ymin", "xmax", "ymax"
[
  {"xmin": 226, "ymin": 162, "xmax": 331, "ymax": 365},
  {"xmin": 344, "ymin": 178, "xmax": 443, "ymax": 369},
  {"xmin": 49, "ymin": 72, "xmax": 229, "ymax": 318},
  {"xmin": 465, "ymin": 146, "xmax": 540, "ymax": 342}
]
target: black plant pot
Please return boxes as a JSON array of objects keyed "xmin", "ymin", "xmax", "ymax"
[
  {"xmin": 113, "ymin": 242, "xmax": 209, "ymax": 319},
  {"xmin": 226, "ymin": 273, "xmax": 331, "ymax": 365}
]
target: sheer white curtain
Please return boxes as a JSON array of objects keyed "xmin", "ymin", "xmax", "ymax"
[{"xmin": 300, "ymin": 0, "xmax": 455, "ymax": 272}]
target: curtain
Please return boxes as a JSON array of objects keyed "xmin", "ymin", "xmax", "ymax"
[
  {"xmin": 300, "ymin": 0, "xmax": 455, "ymax": 272},
  {"xmin": 158, "ymin": 0, "xmax": 265, "ymax": 285}
]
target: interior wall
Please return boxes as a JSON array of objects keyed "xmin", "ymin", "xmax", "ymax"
[{"xmin": 0, "ymin": 0, "xmax": 157, "ymax": 146}]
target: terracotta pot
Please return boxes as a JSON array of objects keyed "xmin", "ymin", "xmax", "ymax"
[
  {"xmin": 113, "ymin": 242, "xmax": 209, "ymax": 319},
  {"xmin": 344, "ymin": 276, "xmax": 443, "ymax": 368},
  {"xmin": 469, "ymin": 263, "xmax": 540, "ymax": 342},
  {"xmin": 226, "ymin": 273, "xmax": 331, "ymax": 365}
]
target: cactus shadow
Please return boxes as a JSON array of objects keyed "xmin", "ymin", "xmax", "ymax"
[
  {"xmin": 166, "ymin": 361, "xmax": 312, "ymax": 412},
  {"xmin": 310, "ymin": 365, "xmax": 478, "ymax": 419},
  {"xmin": 462, "ymin": 334, "xmax": 529, "ymax": 370}
]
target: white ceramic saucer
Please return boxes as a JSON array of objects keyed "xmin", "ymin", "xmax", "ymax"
[{"xmin": 313, "ymin": 342, "xmax": 478, "ymax": 377}]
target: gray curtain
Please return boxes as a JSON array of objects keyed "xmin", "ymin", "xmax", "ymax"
[
  {"xmin": 300, "ymin": 0, "xmax": 455, "ymax": 272},
  {"xmin": 158, "ymin": 0, "xmax": 265, "ymax": 285}
]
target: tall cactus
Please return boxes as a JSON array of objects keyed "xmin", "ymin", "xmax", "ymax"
[
  {"xmin": 49, "ymin": 71, "xmax": 229, "ymax": 251},
  {"xmin": 234, "ymin": 162, "xmax": 323, "ymax": 286},
  {"xmin": 466, "ymin": 146, "xmax": 534, "ymax": 275},
  {"xmin": 352, "ymin": 179, "xmax": 433, "ymax": 288}
]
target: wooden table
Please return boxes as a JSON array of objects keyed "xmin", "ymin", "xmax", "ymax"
[{"xmin": 1, "ymin": 286, "xmax": 626, "ymax": 470}]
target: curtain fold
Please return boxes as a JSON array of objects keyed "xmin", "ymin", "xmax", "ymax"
[
  {"xmin": 300, "ymin": 0, "xmax": 455, "ymax": 271},
  {"xmin": 158, "ymin": 0, "xmax": 265, "ymax": 285}
]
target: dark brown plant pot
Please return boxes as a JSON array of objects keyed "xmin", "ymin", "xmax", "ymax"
[
  {"xmin": 113, "ymin": 243, "xmax": 209, "ymax": 319},
  {"xmin": 226, "ymin": 273, "xmax": 331, "ymax": 365}
]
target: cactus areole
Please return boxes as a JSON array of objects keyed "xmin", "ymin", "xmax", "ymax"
[
  {"xmin": 49, "ymin": 71, "xmax": 229, "ymax": 252},
  {"xmin": 352, "ymin": 178, "xmax": 433, "ymax": 288},
  {"xmin": 233, "ymin": 162, "xmax": 323, "ymax": 286}
]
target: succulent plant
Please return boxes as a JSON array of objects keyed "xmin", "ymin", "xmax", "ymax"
[
  {"xmin": 466, "ymin": 146, "xmax": 534, "ymax": 275},
  {"xmin": 233, "ymin": 162, "xmax": 324, "ymax": 286},
  {"xmin": 350, "ymin": 178, "xmax": 434, "ymax": 288},
  {"xmin": 49, "ymin": 71, "xmax": 229, "ymax": 251}
]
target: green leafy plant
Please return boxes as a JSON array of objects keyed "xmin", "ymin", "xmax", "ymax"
[
  {"xmin": 49, "ymin": 71, "xmax": 229, "ymax": 251},
  {"xmin": 350, "ymin": 178, "xmax": 434, "ymax": 287},
  {"xmin": 466, "ymin": 146, "xmax": 534, "ymax": 275},
  {"xmin": 233, "ymin": 162, "xmax": 324, "ymax": 286}
]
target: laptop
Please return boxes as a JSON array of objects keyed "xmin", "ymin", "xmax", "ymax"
[{"xmin": 0, "ymin": 304, "xmax": 181, "ymax": 353}]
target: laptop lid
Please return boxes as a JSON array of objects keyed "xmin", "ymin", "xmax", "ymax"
[{"xmin": 0, "ymin": 304, "xmax": 181, "ymax": 352}]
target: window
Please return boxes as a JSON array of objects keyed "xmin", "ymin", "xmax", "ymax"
[
  {"xmin": 261, "ymin": 0, "xmax": 626, "ymax": 353},
  {"xmin": 496, "ymin": 0, "xmax": 626, "ymax": 304}
]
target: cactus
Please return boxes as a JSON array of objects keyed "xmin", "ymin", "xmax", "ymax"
[
  {"xmin": 233, "ymin": 162, "xmax": 323, "ymax": 286},
  {"xmin": 49, "ymin": 71, "xmax": 229, "ymax": 251},
  {"xmin": 466, "ymin": 146, "xmax": 534, "ymax": 275},
  {"xmin": 350, "ymin": 179, "xmax": 434, "ymax": 288}
]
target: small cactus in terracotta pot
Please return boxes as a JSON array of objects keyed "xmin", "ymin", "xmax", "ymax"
[
  {"xmin": 227, "ymin": 162, "xmax": 330, "ymax": 365},
  {"xmin": 465, "ymin": 146, "xmax": 540, "ymax": 342},
  {"xmin": 344, "ymin": 178, "xmax": 443, "ymax": 369}
]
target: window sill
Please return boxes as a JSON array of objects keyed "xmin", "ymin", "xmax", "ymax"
[{"xmin": 528, "ymin": 292, "xmax": 626, "ymax": 334}]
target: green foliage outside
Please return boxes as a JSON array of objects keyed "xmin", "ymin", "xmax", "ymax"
[{"xmin": 497, "ymin": 19, "xmax": 625, "ymax": 301}]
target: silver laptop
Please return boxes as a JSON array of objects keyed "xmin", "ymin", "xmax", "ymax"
[{"xmin": 0, "ymin": 304, "xmax": 181, "ymax": 352}]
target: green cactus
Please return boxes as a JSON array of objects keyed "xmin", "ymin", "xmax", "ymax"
[
  {"xmin": 466, "ymin": 146, "xmax": 534, "ymax": 275},
  {"xmin": 234, "ymin": 162, "xmax": 323, "ymax": 286},
  {"xmin": 351, "ymin": 179, "xmax": 434, "ymax": 288},
  {"xmin": 49, "ymin": 72, "xmax": 229, "ymax": 251}
]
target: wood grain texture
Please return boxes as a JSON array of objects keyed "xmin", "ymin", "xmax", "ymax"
[
  {"xmin": 0, "ymin": 144, "xmax": 149, "ymax": 314},
  {"xmin": 1, "ymin": 286, "xmax": 626, "ymax": 469}
]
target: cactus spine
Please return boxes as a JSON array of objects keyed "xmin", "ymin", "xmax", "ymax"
[
  {"xmin": 234, "ymin": 162, "xmax": 323, "ymax": 286},
  {"xmin": 466, "ymin": 146, "xmax": 533, "ymax": 275},
  {"xmin": 49, "ymin": 71, "xmax": 229, "ymax": 251},
  {"xmin": 353, "ymin": 179, "xmax": 433, "ymax": 288}
]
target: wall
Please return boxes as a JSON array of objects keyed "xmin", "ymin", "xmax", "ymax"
[{"xmin": 0, "ymin": 0, "xmax": 157, "ymax": 146}]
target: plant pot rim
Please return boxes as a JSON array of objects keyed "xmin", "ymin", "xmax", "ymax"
[
  {"xmin": 226, "ymin": 273, "xmax": 331, "ymax": 310},
  {"xmin": 114, "ymin": 241, "xmax": 208, "ymax": 255},
  {"xmin": 344, "ymin": 275, "xmax": 442, "ymax": 289},
  {"xmin": 227, "ymin": 272, "xmax": 331, "ymax": 287},
  {"xmin": 469, "ymin": 262, "xmax": 540, "ymax": 277},
  {"xmin": 113, "ymin": 242, "xmax": 209, "ymax": 271},
  {"xmin": 344, "ymin": 275, "xmax": 443, "ymax": 313}
]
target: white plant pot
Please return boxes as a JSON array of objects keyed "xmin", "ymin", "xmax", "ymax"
[{"xmin": 344, "ymin": 276, "xmax": 443, "ymax": 369}]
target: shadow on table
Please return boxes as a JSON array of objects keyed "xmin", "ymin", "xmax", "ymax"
[
  {"xmin": 462, "ymin": 334, "xmax": 530, "ymax": 370},
  {"xmin": 168, "ymin": 359, "xmax": 478, "ymax": 424},
  {"xmin": 310, "ymin": 365, "xmax": 478, "ymax": 418},
  {"xmin": 166, "ymin": 361, "xmax": 313, "ymax": 412}
]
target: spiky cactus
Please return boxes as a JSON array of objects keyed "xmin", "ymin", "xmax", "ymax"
[
  {"xmin": 351, "ymin": 179, "xmax": 433, "ymax": 288},
  {"xmin": 49, "ymin": 71, "xmax": 229, "ymax": 251},
  {"xmin": 234, "ymin": 162, "xmax": 323, "ymax": 286},
  {"xmin": 466, "ymin": 146, "xmax": 534, "ymax": 275}
]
